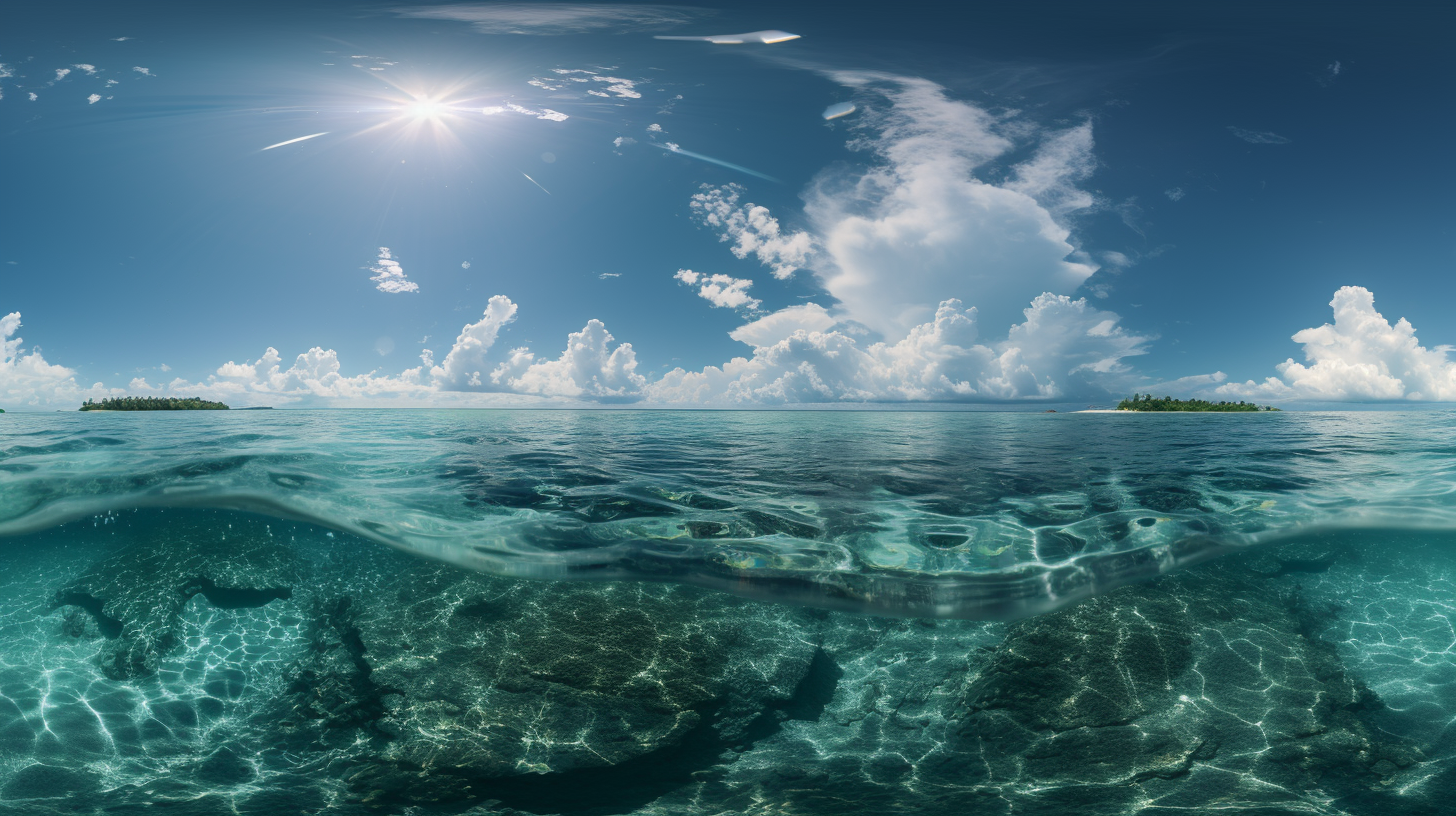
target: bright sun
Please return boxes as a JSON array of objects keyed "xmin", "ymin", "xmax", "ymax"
[{"xmin": 406, "ymin": 98, "xmax": 444, "ymax": 120}]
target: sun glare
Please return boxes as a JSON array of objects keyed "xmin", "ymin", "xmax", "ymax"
[
  {"xmin": 323, "ymin": 80, "xmax": 489, "ymax": 157},
  {"xmin": 406, "ymin": 98, "xmax": 444, "ymax": 120}
]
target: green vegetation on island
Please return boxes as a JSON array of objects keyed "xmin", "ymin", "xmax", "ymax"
[
  {"xmin": 80, "ymin": 397, "xmax": 229, "ymax": 411},
  {"xmin": 1116, "ymin": 394, "xmax": 1280, "ymax": 412}
]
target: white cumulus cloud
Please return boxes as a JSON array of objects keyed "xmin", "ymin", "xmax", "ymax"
[
  {"xmin": 5, "ymin": 280, "xmax": 1162, "ymax": 409},
  {"xmin": 674, "ymin": 269, "xmax": 761, "ymax": 311},
  {"xmin": 426, "ymin": 296, "xmax": 644, "ymax": 400},
  {"xmin": 689, "ymin": 184, "xmax": 816, "ymax": 279},
  {"xmin": 495, "ymin": 319, "xmax": 645, "ymax": 400},
  {"xmin": 1216, "ymin": 286, "xmax": 1456, "ymax": 402},
  {"xmin": 729, "ymin": 304, "xmax": 837, "ymax": 348},
  {"xmin": 368, "ymin": 247, "xmax": 419, "ymax": 293},
  {"xmin": 592, "ymin": 76, "xmax": 640, "ymax": 98},
  {"xmin": 159, "ymin": 346, "xmax": 435, "ymax": 406},
  {"xmin": 803, "ymin": 73, "xmax": 1099, "ymax": 341},
  {"xmin": 649, "ymin": 293, "xmax": 1148, "ymax": 404},
  {"xmin": 429, "ymin": 295, "xmax": 520, "ymax": 390},
  {"xmin": 0, "ymin": 312, "xmax": 112, "ymax": 408}
]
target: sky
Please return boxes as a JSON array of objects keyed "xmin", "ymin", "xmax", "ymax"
[{"xmin": 2, "ymin": 0, "xmax": 1454, "ymax": 409}]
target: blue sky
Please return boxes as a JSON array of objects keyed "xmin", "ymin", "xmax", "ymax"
[{"xmin": 2, "ymin": 0, "xmax": 1454, "ymax": 408}]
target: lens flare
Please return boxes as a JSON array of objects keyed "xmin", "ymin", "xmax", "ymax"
[{"xmin": 406, "ymin": 98, "xmax": 444, "ymax": 120}]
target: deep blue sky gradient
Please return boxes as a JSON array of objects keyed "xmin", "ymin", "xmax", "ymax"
[{"xmin": 2, "ymin": 0, "xmax": 1452, "ymax": 396}]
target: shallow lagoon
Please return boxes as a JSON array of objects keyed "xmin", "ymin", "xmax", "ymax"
[{"xmin": 2, "ymin": 410, "xmax": 1456, "ymax": 814}]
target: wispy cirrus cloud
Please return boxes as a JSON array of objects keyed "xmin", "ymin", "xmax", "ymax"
[
  {"xmin": 481, "ymin": 102, "xmax": 569, "ymax": 122},
  {"xmin": 1227, "ymin": 126, "xmax": 1290, "ymax": 144},
  {"xmin": 395, "ymin": 4, "xmax": 704, "ymax": 35}
]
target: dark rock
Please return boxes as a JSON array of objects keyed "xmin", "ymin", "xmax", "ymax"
[
  {"xmin": 952, "ymin": 560, "xmax": 1425, "ymax": 808},
  {"xmin": 634, "ymin": 557, "xmax": 1430, "ymax": 816},
  {"xmin": 964, "ymin": 579, "xmax": 1195, "ymax": 733},
  {"xmin": 51, "ymin": 511, "xmax": 301, "ymax": 679},
  {"xmin": 280, "ymin": 596, "xmax": 392, "ymax": 733},
  {"xmin": 275, "ymin": 562, "xmax": 819, "ymax": 805}
]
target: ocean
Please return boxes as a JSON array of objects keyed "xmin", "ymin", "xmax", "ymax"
[{"xmin": 1, "ymin": 409, "xmax": 1454, "ymax": 814}]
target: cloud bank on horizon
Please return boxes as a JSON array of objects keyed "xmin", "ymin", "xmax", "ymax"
[
  {"xmin": 10, "ymin": 284, "xmax": 1453, "ymax": 408},
  {"xmin": 1213, "ymin": 287, "xmax": 1456, "ymax": 402}
]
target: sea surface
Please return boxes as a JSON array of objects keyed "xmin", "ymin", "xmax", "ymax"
[{"xmin": 2, "ymin": 409, "xmax": 1456, "ymax": 815}]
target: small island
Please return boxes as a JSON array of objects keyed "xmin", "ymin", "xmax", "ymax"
[
  {"xmin": 1116, "ymin": 394, "xmax": 1279, "ymax": 412},
  {"xmin": 80, "ymin": 397, "xmax": 229, "ymax": 411}
]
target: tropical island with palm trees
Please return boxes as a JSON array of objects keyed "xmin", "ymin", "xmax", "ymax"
[
  {"xmin": 1115, "ymin": 394, "xmax": 1280, "ymax": 412},
  {"xmin": 79, "ymin": 397, "xmax": 230, "ymax": 411}
]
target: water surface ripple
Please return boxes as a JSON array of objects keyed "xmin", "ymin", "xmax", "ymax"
[{"xmin": 3, "ymin": 410, "xmax": 1454, "ymax": 619}]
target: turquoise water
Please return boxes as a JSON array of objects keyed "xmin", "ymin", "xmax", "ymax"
[
  {"xmin": 2, "ymin": 410, "xmax": 1456, "ymax": 814},
  {"xmin": 6, "ymin": 410, "xmax": 1456, "ymax": 617}
]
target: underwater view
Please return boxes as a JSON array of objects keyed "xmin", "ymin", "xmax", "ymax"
[
  {"xmin": 5, "ymin": 0, "xmax": 1455, "ymax": 813},
  {"xmin": 3, "ymin": 410, "xmax": 1456, "ymax": 815}
]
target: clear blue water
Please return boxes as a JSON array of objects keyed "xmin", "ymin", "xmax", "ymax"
[
  {"xmin": 3, "ymin": 410, "xmax": 1456, "ymax": 814},
  {"xmin": 4, "ymin": 410, "xmax": 1455, "ymax": 617}
]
